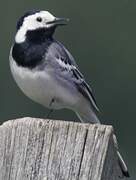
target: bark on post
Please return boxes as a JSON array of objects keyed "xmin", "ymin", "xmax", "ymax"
[{"xmin": 0, "ymin": 117, "xmax": 122, "ymax": 180}]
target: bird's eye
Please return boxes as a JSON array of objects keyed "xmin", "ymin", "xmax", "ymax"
[{"xmin": 36, "ymin": 17, "xmax": 42, "ymax": 22}]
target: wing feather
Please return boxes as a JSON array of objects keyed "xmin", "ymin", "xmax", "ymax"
[{"xmin": 46, "ymin": 41, "xmax": 99, "ymax": 112}]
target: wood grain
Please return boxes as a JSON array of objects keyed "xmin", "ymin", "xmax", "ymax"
[{"xmin": 0, "ymin": 117, "xmax": 121, "ymax": 180}]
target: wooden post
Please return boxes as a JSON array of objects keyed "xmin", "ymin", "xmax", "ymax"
[{"xmin": 0, "ymin": 117, "xmax": 122, "ymax": 180}]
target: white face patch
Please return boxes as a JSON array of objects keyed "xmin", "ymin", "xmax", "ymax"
[{"xmin": 15, "ymin": 11, "xmax": 55, "ymax": 43}]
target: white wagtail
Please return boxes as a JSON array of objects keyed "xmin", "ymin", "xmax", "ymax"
[{"xmin": 9, "ymin": 10, "xmax": 129, "ymax": 177}]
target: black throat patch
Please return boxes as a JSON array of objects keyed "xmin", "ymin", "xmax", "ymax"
[{"xmin": 12, "ymin": 38, "xmax": 52, "ymax": 69}]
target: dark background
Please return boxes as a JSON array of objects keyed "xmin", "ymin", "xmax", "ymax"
[{"xmin": 0, "ymin": 0, "xmax": 135, "ymax": 178}]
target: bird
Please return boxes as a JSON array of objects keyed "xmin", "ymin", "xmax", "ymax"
[{"xmin": 9, "ymin": 10, "xmax": 129, "ymax": 178}]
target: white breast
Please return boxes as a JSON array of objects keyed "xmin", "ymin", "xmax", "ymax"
[
  {"xmin": 10, "ymin": 58, "xmax": 55, "ymax": 107},
  {"xmin": 9, "ymin": 56, "xmax": 81, "ymax": 110}
]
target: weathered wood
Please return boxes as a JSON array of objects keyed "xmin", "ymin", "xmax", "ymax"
[{"xmin": 0, "ymin": 117, "xmax": 122, "ymax": 180}]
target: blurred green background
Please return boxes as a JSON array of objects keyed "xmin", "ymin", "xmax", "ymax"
[{"xmin": 0, "ymin": 0, "xmax": 135, "ymax": 178}]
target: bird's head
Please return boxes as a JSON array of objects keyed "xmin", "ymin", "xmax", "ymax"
[{"xmin": 15, "ymin": 10, "xmax": 69, "ymax": 43}]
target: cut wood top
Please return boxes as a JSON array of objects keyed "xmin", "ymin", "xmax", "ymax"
[{"xmin": 0, "ymin": 117, "xmax": 121, "ymax": 180}]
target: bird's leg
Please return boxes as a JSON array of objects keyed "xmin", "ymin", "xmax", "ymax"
[
  {"xmin": 46, "ymin": 109, "xmax": 54, "ymax": 119},
  {"xmin": 46, "ymin": 98, "xmax": 55, "ymax": 119}
]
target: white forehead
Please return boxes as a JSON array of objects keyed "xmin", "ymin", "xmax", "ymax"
[{"xmin": 24, "ymin": 11, "xmax": 55, "ymax": 22}]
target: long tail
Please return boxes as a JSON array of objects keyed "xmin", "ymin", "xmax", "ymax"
[
  {"xmin": 76, "ymin": 107, "xmax": 100, "ymax": 124},
  {"xmin": 113, "ymin": 135, "xmax": 130, "ymax": 178},
  {"xmin": 117, "ymin": 151, "xmax": 130, "ymax": 178},
  {"xmin": 76, "ymin": 109, "xmax": 130, "ymax": 178}
]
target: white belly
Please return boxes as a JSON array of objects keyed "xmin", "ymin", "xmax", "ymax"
[{"xmin": 10, "ymin": 58, "xmax": 81, "ymax": 110}]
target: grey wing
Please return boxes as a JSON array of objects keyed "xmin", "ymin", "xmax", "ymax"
[{"xmin": 46, "ymin": 41, "xmax": 99, "ymax": 112}]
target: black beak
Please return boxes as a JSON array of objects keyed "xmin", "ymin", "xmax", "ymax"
[{"xmin": 46, "ymin": 17, "xmax": 69, "ymax": 26}]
